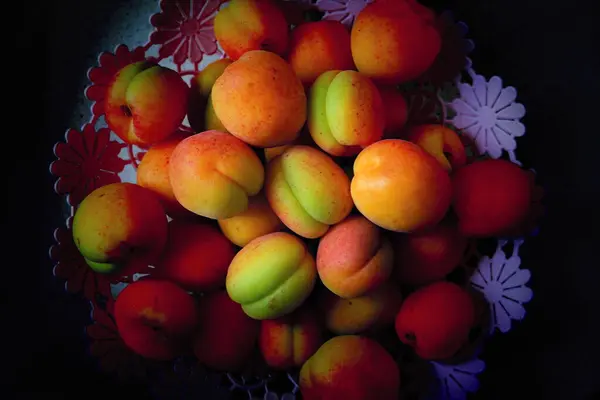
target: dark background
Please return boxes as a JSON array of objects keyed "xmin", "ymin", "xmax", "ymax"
[{"xmin": 5, "ymin": 0, "xmax": 599, "ymax": 398}]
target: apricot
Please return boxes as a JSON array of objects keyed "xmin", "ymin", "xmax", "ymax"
[
  {"xmin": 136, "ymin": 132, "xmax": 191, "ymax": 218},
  {"xmin": 115, "ymin": 279, "xmax": 198, "ymax": 360},
  {"xmin": 72, "ymin": 183, "xmax": 167, "ymax": 275},
  {"xmin": 169, "ymin": 131, "xmax": 264, "ymax": 219},
  {"xmin": 264, "ymin": 126, "xmax": 315, "ymax": 163},
  {"xmin": 259, "ymin": 306, "xmax": 322, "ymax": 369},
  {"xmin": 105, "ymin": 62, "xmax": 188, "ymax": 147},
  {"xmin": 218, "ymin": 193, "xmax": 283, "ymax": 247},
  {"xmin": 351, "ymin": 139, "xmax": 452, "ymax": 232},
  {"xmin": 193, "ymin": 291, "xmax": 259, "ymax": 371},
  {"xmin": 317, "ymin": 215, "xmax": 393, "ymax": 298},
  {"xmin": 391, "ymin": 223, "xmax": 468, "ymax": 286},
  {"xmin": 300, "ymin": 335, "xmax": 400, "ymax": 400},
  {"xmin": 406, "ymin": 124, "xmax": 466, "ymax": 171},
  {"xmin": 351, "ymin": 0, "xmax": 441, "ymax": 85},
  {"xmin": 155, "ymin": 220, "xmax": 235, "ymax": 292},
  {"xmin": 395, "ymin": 281, "xmax": 474, "ymax": 360},
  {"xmin": 379, "ymin": 86, "xmax": 408, "ymax": 138},
  {"xmin": 319, "ymin": 282, "xmax": 403, "ymax": 335},
  {"xmin": 308, "ymin": 70, "xmax": 384, "ymax": 157},
  {"xmin": 452, "ymin": 159, "xmax": 532, "ymax": 237},
  {"xmin": 188, "ymin": 59, "xmax": 232, "ymax": 133},
  {"xmin": 226, "ymin": 232, "xmax": 317, "ymax": 319},
  {"xmin": 288, "ymin": 20, "xmax": 355, "ymax": 86},
  {"xmin": 212, "ymin": 50, "xmax": 306, "ymax": 148},
  {"xmin": 214, "ymin": 0, "xmax": 289, "ymax": 61},
  {"xmin": 265, "ymin": 146, "xmax": 353, "ymax": 239}
]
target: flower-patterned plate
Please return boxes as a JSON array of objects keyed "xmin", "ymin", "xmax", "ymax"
[{"xmin": 48, "ymin": 1, "xmax": 541, "ymax": 399}]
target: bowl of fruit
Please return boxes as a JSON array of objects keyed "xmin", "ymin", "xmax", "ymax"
[{"xmin": 49, "ymin": 0, "xmax": 542, "ymax": 398}]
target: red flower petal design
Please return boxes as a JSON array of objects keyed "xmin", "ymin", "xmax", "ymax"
[
  {"xmin": 50, "ymin": 218, "xmax": 112, "ymax": 302},
  {"xmin": 50, "ymin": 124, "xmax": 128, "ymax": 207},
  {"xmin": 150, "ymin": 0, "xmax": 225, "ymax": 66},
  {"xmin": 85, "ymin": 45, "xmax": 147, "ymax": 120}
]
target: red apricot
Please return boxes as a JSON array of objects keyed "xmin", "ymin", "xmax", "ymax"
[{"xmin": 395, "ymin": 281, "xmax": 474, "ymax": 360}]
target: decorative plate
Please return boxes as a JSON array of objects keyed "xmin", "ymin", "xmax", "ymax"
[{"xmin": 48, "ymin": 0, "xmax": 542, "ymax": 398}]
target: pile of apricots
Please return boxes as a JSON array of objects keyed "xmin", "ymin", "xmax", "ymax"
[{"xmin": 71, "ymin": 0, "xmax": 535, "ymax": 398}]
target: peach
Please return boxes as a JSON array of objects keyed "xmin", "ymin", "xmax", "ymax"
[
  {"xmin": 136, "ymin": 132, "xmax": 191, "ymax": 218},
  {"xmin": 351, "ymin": 139, "xmax": 452, "ymax": 232},
  {"xmin": 308, "ymin": 70, "xmax": 384, "ymax": 157},
  {"xmin": 288, "ymin": 20, "xmax": 355, "ymax": 86},
  {"xmin": 317, "ymin": 215, "xmax": 393, "ymax": 298},
  {"xmin": 391, "ymin": 223, "xmax": 468, "ymax": 286},
  {"xmin": 214, "ymin": 0, "xmax": 289, "ymax": 61},
  {"xmin": 265, "ymin": 146, "xmax": 353, "ymax": 239},
  {"xmin": 395, "ymin": 281, "xmax": 474, "ymax": 360},
  {"xmin": 452, "ymin": 159, "xmax": 533, "ymax": 237},
  {"xmin": 212, "ymin": 50, "xmax": 306, "ymax": 148},
  {"xmin": 72, "ymin": 183, "xmax": 167, "ymax": 275},
  {"xmin": 193, "ymin": 291, "xmax": 260, "ymax": 371},
  {"xmin": 187, "ymin": 59, "xmax": 233, "ymax": 133},
  {"xmin": 300, "ymin": 335, "xmax": 400, "ymax": 400},
  {"xmin": 259, "ymin": 306, "xmax": 322, "ymax": 369},
  {"xmin": 218, "ymin": 193, "xmax": 283, "ymax": 247},
  {"xmin": 226, "ymin": 232, "xmax": 317, "ymax": 320},
  {"xmin": 379, "ymin": 86, "xmax": 408, "ymax": 138},
  {"xmin": 406, "ymin": 124, "xmax": 466, "ymax": 171},
  {"xmin": 319, "ymin": 282, "xmax": 403, "ymax": 335},
  {"xmin": 115, "ymin": 279, "xmax": 198, "ymax": 360},
  {"xmin": 105, "ymin": 61, "xmax": 188, "ymax": 147},
  {"xmin": 155, "ymin": 220, "xmax": 235, "ymax": 292},
  {"xmin": 169, "ymin": 131, "xmax": 264, "ymax": 219},
  {"xmin": 351, "ymin": 0, "xmax": 441, "ymax": 85}
]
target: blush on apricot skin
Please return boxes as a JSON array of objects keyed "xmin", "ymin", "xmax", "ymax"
[
  {"xmin": 214, "ymin": 0, "xmax": 290, "ymax": 61},
  {"xmin": 114, "ymin": 279, "xmax": 198, "ymax": 361},
  {"xmin": 155, "ymin": 220, "xmax": 235, "ymax": 292},
  {"xmin": 136, "ymin": 132, "xmax": 191, "ymax": 218},
  {"xmin": 259, "ymin": 306, "xmax": 323, "ymax": 369},
  {"xmin": 406, "ymin": 124, "xmax": 467, "ymax": 171},
  {"xmin": 288, "ymin": 20, "xmax": 355, "ymax": 86},
  {"xmin": 168, "ymin": 130, "xmax": 265, "ymax": 220},
  {"xmin": 391, "ymin": 223, "xmax": 468, "ymax": 287},
  {"xmin": 452, "ymin": 159, "xmax": 532, "ymax": 237},
  {"xmin": 350, "ymin": 0, "xmax": 441, "ymax": 85},
  {"xmin": 193, "ymin": 291, "xmax": 259, "ymax": 371},
  {"xmin": 316, "ymin": 215, "xmax": 394, "ymax": 298},
  {"xmin": 299, "ymin": 335, "xmax": 400, "ymax": 400},
  {"xmin": 395, "ymin": 281, "xmax": 474, "ymax": 360}
]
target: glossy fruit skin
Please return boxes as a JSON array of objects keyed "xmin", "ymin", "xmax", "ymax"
[
  {"xmin": 452, "ymin": 159, "xmax": 532, "ymax": 237},
  {"xmin": 395, "ymin": 281, "xmax": 474, "ymax": 360}
]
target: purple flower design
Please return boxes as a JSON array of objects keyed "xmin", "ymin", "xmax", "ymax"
[
  {"xmin": 315, "ymin": 0, "xmax": 373, "ymax": 27},
  {"xmin": 429, "ymin": 358, "xmax": 485, "ymax": 400},
  {"xmin": 448, "ymin": 72, "xmax": 526, "ymax": 162},
  {"xmin": 470, "ymin": 240, "xmax": 533, "ymax": 334}
]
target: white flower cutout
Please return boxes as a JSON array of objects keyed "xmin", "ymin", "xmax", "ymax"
[
  {"xmin": 315, "ymin": 0, "xmax": 373, "ymax": 27},
  {"xmin": 448, "ymin": 71, "xmax": 526, "ymax": 163},
  {"xmin": 470, "ymin": 239, "xmax": 533, "ymax": 334},
  {"xmin": 428, "ymin": 358, "xmax": 485, "ymax": 400}
]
